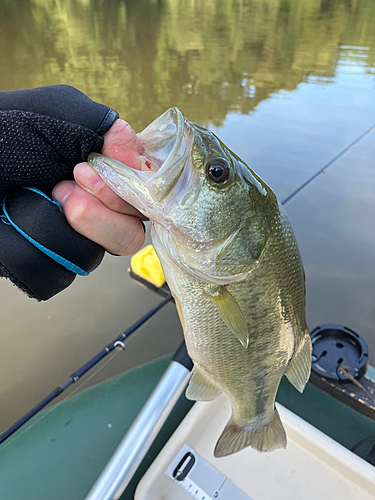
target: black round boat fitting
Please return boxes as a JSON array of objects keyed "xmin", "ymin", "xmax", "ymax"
[{"xmin": 310, "ymin": 324, "xmax": 369, "ymax": 382}]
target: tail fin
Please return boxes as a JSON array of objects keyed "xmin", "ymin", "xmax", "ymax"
[{"xmin": 214, "ymin": 408, "xmax": 286, "ymax": 457}]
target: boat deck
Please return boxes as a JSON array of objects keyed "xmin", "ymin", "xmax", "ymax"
[{"xmin": 0, "ymin": 355, "xmax": 373, "ymax": 500}]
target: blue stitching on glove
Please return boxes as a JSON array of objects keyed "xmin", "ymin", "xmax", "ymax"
[
  {"xmin": 24, "ymin": 187, "xmax": 63, "ymax": 211},
  {"xmin": 2, "ymin": 189, "xmax": 89, "ymax": 276},
  {"xmin": 1, "ymin": 215, "xmax": 11, "ymax": 225}
]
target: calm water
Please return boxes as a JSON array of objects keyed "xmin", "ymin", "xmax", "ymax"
[{"xmin": 0, "ymin": 0, "xmax": 375, "ymax": 430}]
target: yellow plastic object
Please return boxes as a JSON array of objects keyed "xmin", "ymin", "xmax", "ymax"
[{"xmin": 130, "ymin": 245, "xmax": 166, "ymax": 288}]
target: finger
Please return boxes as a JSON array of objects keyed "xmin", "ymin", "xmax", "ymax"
[
  {"xmin": 53, "ymin": 182, "xmax": 145, "ymax": 255},
  {"xmin": 102, "ymin": 118, "xmax": 144, "ymax": 169},
  {"xmin": 72, "ymin": 162, "xmax": 147, "ymax": 220}
]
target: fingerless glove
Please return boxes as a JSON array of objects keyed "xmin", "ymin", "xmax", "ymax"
[{"xmin": 0, "ymin": 85, "xmax": 119, "ymax": 300}]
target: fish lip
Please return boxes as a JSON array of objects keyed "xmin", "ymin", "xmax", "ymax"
[
  {"xmin": 142, "ymin": 107, "xmax": 189, "ymax": 202},
  {"xmin": 140, "ymin": 107, "xmax": 184, "ymax": 170},
  {"xmin": 90, "ymin": 107, "xmax": 191, "ymax": 204}
]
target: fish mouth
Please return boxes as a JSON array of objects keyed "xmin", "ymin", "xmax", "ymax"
[{"xmin": 89, "ymin": 107, "xmax": 194, "ymax": 205}]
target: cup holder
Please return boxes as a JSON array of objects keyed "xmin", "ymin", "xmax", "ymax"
[{"xmin": 310, "ymin": 324, "xmax": 369, "ymax": 382}]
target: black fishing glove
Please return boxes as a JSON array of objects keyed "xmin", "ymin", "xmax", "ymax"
[{"xmin": 0, "ymin": 85, "xmax": 119, "ymax": 300}]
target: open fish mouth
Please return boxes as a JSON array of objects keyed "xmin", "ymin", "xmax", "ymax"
[{"xmin": 89, "ymin": 107, "xmax": 194, "ymax": 205}]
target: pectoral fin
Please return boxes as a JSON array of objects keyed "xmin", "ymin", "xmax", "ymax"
[
  {"xmin": 185, "ymin": 366, "xmax": 222, "ymax": 401},
  {"xmin": 285, "ymin": 331, "xmax": 312, "ymax": 393},
  {"xmin": 204, "ymin": 285, "xmax": 249, "ymax": 348}
]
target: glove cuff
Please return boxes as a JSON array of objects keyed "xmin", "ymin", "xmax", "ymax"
[{"xmin": 0, "ymin": 188, "xmax": 105, "ymax": 300}]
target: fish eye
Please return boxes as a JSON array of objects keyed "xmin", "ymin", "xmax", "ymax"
[{"xmin": 207, "ymin": 158, "xmax": 230, "ymax": 184}]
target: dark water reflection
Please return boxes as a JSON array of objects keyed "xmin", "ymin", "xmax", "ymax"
[
  {"xmin": 0, "ymin": 0, "xmax": 375, "ymax": 431},
  {"xmin": 1, "ymin": 0, "xmax": 374, "ymax": 129}
]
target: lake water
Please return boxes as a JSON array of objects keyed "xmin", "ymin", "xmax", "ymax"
[{"xmin": 0, "ymin": 0, "xmax": 374, "ymax": 431}]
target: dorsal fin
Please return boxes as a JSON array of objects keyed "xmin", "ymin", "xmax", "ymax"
[{"xmin": 285, "ymin": 331, "xmax": 312, "ymax": 393}]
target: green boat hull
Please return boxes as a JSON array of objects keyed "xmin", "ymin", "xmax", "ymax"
[{"xmin": 0, "ymin": 356, "xmax": 373, "ymax": 500}]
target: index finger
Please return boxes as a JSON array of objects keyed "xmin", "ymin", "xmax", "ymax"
[{"xmin": 73, "ymin": 162, "xmax": 147, "ymax": 220}]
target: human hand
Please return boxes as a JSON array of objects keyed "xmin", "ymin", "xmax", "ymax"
[
  {"xmin": 53, "ymin": 119, "xmax": 147, "ymax": 256},
  {"xmin": 0, "ymin": 84, "xmax": 142, "ymax": 299}
]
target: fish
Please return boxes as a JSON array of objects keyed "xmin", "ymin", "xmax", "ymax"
[{"xmin": 88, "ymin": 107, "xmax": 312, "ymax": 457}]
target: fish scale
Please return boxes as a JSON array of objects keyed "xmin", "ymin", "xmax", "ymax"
[
  {"xmin": 153, "ymin": 213, "xmax": 302, "ymax": 448},
  {"xmin": 89, "ymin": 106, "xmax": 312, "ymax": 458}
]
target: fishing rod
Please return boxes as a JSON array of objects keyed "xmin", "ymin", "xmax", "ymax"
[{"xmin": 0, "ymin": 294, "xmax": 173, "ymax": 445}]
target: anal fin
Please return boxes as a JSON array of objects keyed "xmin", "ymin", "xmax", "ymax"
[
  {"xmin": 204, "ymin": 285, "xmax": 249, "ymax": 348},
  {"xmin": 185, "ymin": 366, "xmax": 222, "ymax": 402},
  {"xmin": 285, "ymin": 331, "xmax": 312, "ymax": 393},
  {"xmin": 214, "ymin": 408, "xmax": 287, "ymax": 457}
]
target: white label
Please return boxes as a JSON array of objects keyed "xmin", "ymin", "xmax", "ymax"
[{"xmin": 165, "ymin": 444, "xmax": 252, "ymax": 500}]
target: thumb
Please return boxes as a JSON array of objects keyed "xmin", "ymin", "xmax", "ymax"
[{"xmin": 101, "ymin": 119, "xmax": 144, "ymax": 169}]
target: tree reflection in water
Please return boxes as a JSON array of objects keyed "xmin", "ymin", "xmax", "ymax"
[{"xmin": 0, "ymin": 0, "xmax": 374, "ymax": 129}]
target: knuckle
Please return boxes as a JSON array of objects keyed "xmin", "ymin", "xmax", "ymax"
[
  {"xmin": 64, "ymin": 195, "xmax": 91, "ymax": 228},
  {"xmin": 111, "ymin": 221, "xmax": 145, "ymax": 256}
]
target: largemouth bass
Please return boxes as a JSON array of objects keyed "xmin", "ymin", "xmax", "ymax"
[{"xmin": 89, "ymin": 108, "xmax": 312, "ymax": 457}]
